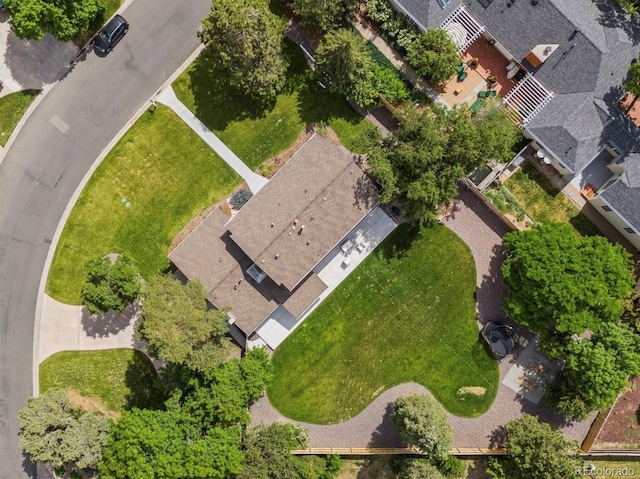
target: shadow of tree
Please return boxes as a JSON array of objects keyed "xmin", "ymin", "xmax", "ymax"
[
  {"xmin": 596, "ymin": 0, "xmax": 640, "ymax": 46},
  {"xmin": 80, "ymin": 301, "xmax": 139, "ymax": 338},
  {"xmin": 368, "ymin": 402, "xmax": 405, "ymax": 448},
  {"xmin": 123, "ymin": 350, "xmax": 164, "ymax": 411},
  {"xmin": 376, "ymin": 222, "xmax": 421, "ymax": 262}
]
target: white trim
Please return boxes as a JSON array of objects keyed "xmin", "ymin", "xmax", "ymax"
[
  {"xmin": 503, "ymin": 73, "xmax": 554, "ymax": 126},
  {"xmin": 440, "ymin": 5, "xmax": 486, "ymax": 53}
]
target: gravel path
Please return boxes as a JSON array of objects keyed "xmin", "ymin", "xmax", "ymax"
[{"xmin": 251, "ymin": 188, "xmax": 593, "ymax": 448}]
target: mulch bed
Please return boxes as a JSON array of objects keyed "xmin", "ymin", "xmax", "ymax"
[{"xmin": 595, "ymin": 376, "xmax": 640, "ymax": 448}]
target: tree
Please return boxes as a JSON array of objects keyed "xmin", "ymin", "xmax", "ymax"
[
  {"xmin": 390, "ymin": 394, "xmax": 452, "ymax": 460},
  {"xmin": 399, "ymin": 459, "xmax": 445, "ymax": 479},
  {"xmin": 239, "ymin": 347, "xmax": 274, "ymax": 402},
  {"xmin": 504, "ymin": 414, "xmax": 582, "ymax": 479},
  {"xmin": 99, "ymin": 407, "xmax": 243, "ymax": 479},
  {"xmin": 406, "ymin": 29, "xmax": 460, "ymax": 85},
  {"xmin": 549, "ymin": 322, "xmax": 640, "ymax": 419},
  {"xmin": 199, "ymin": 0, "xmax": 288, "ymax": 105},
  {"xmin": 315, "ymin": 29, "xmax": 377, "ymax": 107},
  {"xmin": 19, "ymin": 389, "xmax": 110, "ymax": 478},
  {"xmin": 137, "ymin": 274, "xmax": 232, "ymax": 373},
  {"xmin": 625, "ymin": 61, "xmax": 640, "ymax": 112},
  {"xmin": 290, "ymin": 0, "xmax": 356, "ymax": 34},
  {"xmin": 81, "ymin": 253, "xmax": 141, "ymax": 315},
  {"xmin": 502, "ymin": 223, "xmax": 635, "ymax": 342},
  {"xmin": 367, "ymin": 105, "xmax": 487, "ymax": 223},
  {"xmin": 470, "ymin": 98, "xmax": 522, "ymax": 163},
  {"xmin": 238, "ymin": 422, "xmax": 340, "ymax": 479},
  {"xmin": 4, "ymin": 0, "xmax": 106, "ymax": 41}
]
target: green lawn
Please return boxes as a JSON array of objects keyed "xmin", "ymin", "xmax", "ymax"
[
  {"xmin": 268, "ymin": 224, "xmax": 499, "ymax": 423},
  {"xmin": 505, "ymin": 161, "xmax": 600, "ymax": 236},
  {"xmin": 40, "ymin": 349, "xmax": 161, "ymax": 415},
  {"xmin": 0, "ymin": 90, "xmax": 40, "ymax": 146},
  {"xmin": 172, "ymin": 40, "xmax": 379, "ymax": 170},
  {"xmin": 47, "ymin": 105, "xmax": 241, "ymax": 304}
]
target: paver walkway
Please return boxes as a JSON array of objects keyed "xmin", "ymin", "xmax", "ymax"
[
  {"xmin": 251, "ymin": 189, "xmax": 593, "ymax": 448},
  {"xmin": 156, "ymin": 86, "xmax": 268, "ymax": 194}
]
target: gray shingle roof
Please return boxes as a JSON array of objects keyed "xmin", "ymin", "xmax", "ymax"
[
  {"xmin": 601, "ymin": 177, "xmax": 640, "ymax": 233},
  {"xmin": 389, "ymin": 0, "xmax": 459, "ymax": 30}
]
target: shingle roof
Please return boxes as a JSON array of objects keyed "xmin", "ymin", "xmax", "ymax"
[
  {"xmin": 227, "ymin": 134, "xmax": 379, "ymax": 291},
  {"xmin": 601, "ymin": 177, "xmax": 640, "ymax": 233},
  {"xmin": 389, "ymin": 0, "xmax": 459, "ymax": 30}
]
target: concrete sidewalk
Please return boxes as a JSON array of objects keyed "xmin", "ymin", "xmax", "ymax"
[
  {"xmin": 156, "ymin": 86, "xmax": 269, "ymax": 193},
  {"xmin": 38, "ymin": 294, "xmax": 141, "ymax": 363}
]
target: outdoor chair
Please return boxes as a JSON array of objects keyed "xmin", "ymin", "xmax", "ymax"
[
  {"xmin": 457, "ymin": 72, "xmax": 467, "ymax": 82},
  {"xmin": 488, "ymin": 90, "xmax": 497, "ymax": 97},
  {"xmin": 457, "ymin": 63, "xmax": 465, "ymax": 74},
  {"xmin": 469, "ymin": 98, "xmax": 485, "ymax": 113},
  {"xmin": 478, "ymin": 90, "xmax": 488, "ymax": 98}
]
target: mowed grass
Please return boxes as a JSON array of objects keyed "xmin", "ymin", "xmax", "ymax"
[
  {"xmin": 505, "ymin": 161, "xmax": 600, "ymax": 236},
  {"xmin": 47, "ymin": 105, "xmax": 240, "ymax": 304},
  {"xmin": 0, "ymin": 90, "xmax": 40, "ymax": 146},
  {"xmin": 40, "ymin": 349, "xmax": 161, "ymax": 415},
  {"xmin": 268, "ymin": 224, "xmax": 499, "ymax": 423},
  {"xmin": 172, "ymin": 40, "xmax": 378, "ymax": 170}
]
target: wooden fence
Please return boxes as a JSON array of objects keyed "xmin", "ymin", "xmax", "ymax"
[{"xmin": 291, "ymin": 448, "xmax": 508, "ymax": 456}]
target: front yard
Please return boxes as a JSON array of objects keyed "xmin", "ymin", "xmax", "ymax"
[
  {"xmin": 172, "ymin": 39, "xmax": 379, "ymax": 170},
  {"xmin": 505, "ymin": 161, "xmax": 600, "ymax": 236},
  {"xmin": 268, "ymin": 223, "xmax": 499, "ymax": 423},
  {"xmin": 0, "ymin": 90, "xmax": 40, "ymax": 146},
  {"xmin": 46, "ymin": 105, "xmax": 241, "ymax": 304},
  {"xmin": 40, "ymin": 349, "xmax": 161, "ymax": 417}
]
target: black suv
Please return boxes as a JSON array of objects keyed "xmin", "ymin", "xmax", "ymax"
[{"xmin": 94, "ymin": 15, "xmax": 129, "ymax": 55}]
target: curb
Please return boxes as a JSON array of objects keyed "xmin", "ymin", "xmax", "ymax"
[{"xmin": 32, "ymin": 41, "xmax": 206, "ymax": 396}]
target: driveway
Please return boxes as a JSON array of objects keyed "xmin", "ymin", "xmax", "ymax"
[
  {"xmin": 0, "ymin": 13, "xmax": 77, "ymax": 96},
  {"xmin": 251, "ymin": 188, "xmax": 593, "ymax": 448},
  {"xmin": 0, "ymin": 0, "xmax": 211, "ymax": 477}
]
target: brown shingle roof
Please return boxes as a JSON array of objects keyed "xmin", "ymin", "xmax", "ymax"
[
  {"xmin": 283, "ymin": 273, "xmax": 327, "ymax": 318},
  {"xmin": 228, "ymin": 134, "xmax": 379, "ymax": 290}
]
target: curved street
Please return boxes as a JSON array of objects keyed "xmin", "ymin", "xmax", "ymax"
[{"xmin": 0, "ymin": 1, "xmax": 210, "ymax": 476}]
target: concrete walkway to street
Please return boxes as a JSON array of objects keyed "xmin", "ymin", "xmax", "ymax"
[{"xmin": 156, "ymin": 86, "xmax": 268, "ymax": 194}]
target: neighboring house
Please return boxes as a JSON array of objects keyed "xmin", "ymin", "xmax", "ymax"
[
  {"xmin": 390, "ymin": 0, "xmax": 640, "ymax": 251},
  {"xmin": 169, "ymin": 134, "xmax": 396, "ymax": 349}
]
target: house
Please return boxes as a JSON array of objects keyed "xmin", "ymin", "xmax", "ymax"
[
  {"xmin": 389, "ymin": 0, "xmax": 640, "ymax": 252},
  {"xmin": 168, "ymin": 134, "xmax": 397, "ymax": 349}
]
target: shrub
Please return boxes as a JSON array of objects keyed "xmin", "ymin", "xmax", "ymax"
[
  {"xmin": 81, "ymin": 253, "xmax": 141, "ymax": 314},
  {"xmin": 230, "ymin": 189, "xmax": 253, "ymax": 209}
]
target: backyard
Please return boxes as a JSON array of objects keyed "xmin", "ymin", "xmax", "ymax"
[
  {"xmin": 0, "ymin": 90, "xmax": 40, "ymax": 146},
  {"xmin": 40, "ymin": 349, "xmax": 161, "ymax": 417},
  {"xmin": 268, "ymin": 223, "xmax": 499, "ymax": 424},
  {"xmin": 505, "ymin": 161, "xmax": 601, "ymax": 236},
  {"xmin": 172, "ymin": 39, "xmax": 379, "ymax": 170},
  {"xmin": 46, "ymin": 105, "xmax": 240, "ymax": 304}
]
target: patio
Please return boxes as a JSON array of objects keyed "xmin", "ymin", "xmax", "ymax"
[{"xmin": 618, "ymin": 94, "xmax": 640, "ymax": 128}]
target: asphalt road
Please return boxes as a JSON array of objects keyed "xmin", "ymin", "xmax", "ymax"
[{"xmin": 0, "ymin": 0, "xmax": 210, "ymax": 476}]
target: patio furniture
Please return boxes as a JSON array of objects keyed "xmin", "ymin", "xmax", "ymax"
[
  {"xmin": 488, "ymin": 90, "xmax": 497, "ymax": 97},
  {"xmin": 478, "ymin": 90, "xmax": 488, "ymax": 98},
  {"xmin": 469, "ymin": 98, "xmax": 485, "ymax": 113},
  {"xmin": 456, "ymin": 63, "xmax": 465, "ymax": 74},
  {"xmin": 457, "ymin": 72, "xmax": 467, "ymax": 82},
  {"xmin": 356, "ymin": 243, "xmax": 365, "ymax": 253},
  {"xmin": 340, "ymin": 239, "xmax": 355, "ymax": 254},
  {"xmin": 341, "ymin": 257, "xmax": 352, "ymax": 268}
]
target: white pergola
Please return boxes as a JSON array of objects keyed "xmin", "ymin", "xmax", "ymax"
[
  {"xmin": 441, "ymin": 5, "xmax": 485, "ymax": 53},
  {"xmin": 502, "ymin": 73, "xmax": 554, "ymax": 125}
]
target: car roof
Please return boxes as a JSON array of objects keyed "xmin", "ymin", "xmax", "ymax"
[{"xmin": 103, "ymin": 15, "xmax": 126, "ymax": 35}]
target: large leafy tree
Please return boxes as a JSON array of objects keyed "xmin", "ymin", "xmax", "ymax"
[
  {"xmin": 99, "ymin": 406, "xmax": 243, "ymax": 479},
  {"xmin": 471, "ymin": 98, "xmax": 522, "ymax": 162},
  {"xmin": 315, "ymin": 29, "xmax": 376, "ymax": 107},
  {"xmin": 406, "ymin": 29, "xmax": 460, "ymax": 85},
  {"xmin": 4, "ymin": 0, "xmax": 105, "ymax": 41},
  {"xmin": 290, "ymin": 0, "xmax": 356, "ymax": 34},
  {"xmin": 19, "ymin": 389, "xmax": 110, "ymax": 478},
  {"xmin": 399, "ymin": 459, "xmax": 445, "ymax": 479},
  {"xmin": 199, "ymin": 0, "xmax": 288, "ymax": 105},
  {"xmin": 550, "ymin": 322, "xmax": 640, "ymax": 419},
  {"xmin": 502, "ymin": 223, "xmax": 634, "ymax": 341},
  {"xmin": 367, "ymin": 105, "xmax": 489, "ymax": 222},
  {"xmin": 504, "ymin": 414, "xmax": 582, "ymax": 479},
  {"xmin": 81, "ymin": 253, "xmax": 141, "ymax": 315},
  {"xmin": 137, "ymin": 274, "xmax": 232, "ymax": 373},
  {"xmin": 390, "ymin": 394, "xmax": 452, "ymax": 461}
]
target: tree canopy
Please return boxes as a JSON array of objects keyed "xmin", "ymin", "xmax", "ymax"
[
  {"xmin": 504, "ymin": 414, "xmax": 582, "ymax": 479},
  {"xmin": 137, "ymin": 275, "xmax": 231, "ymax": 373},
  {"xmin": 549, "ymin": 321, "xmax": 640, "ymax": 419},
  {"xmin": 4, "ymin": 0, "xmax": 106, "ymax": 41},
  {"xmin": 368, "ymin": 104, "xmax": 513, "ymax": 222},
  {"xmin": 406, "ymin": 29, "xmax": 460, "ymax": 85},
  {"xmin": 81, "ymin": 253, "xmax": 141, "ymax": 315},
  {"xmin": 390, "ymin": 394, "xmax": 452, "ymax": 460},
  {"xmin": 19, "ymin": 389, "xmax": 110, "ymax": 477},
  {"xmin": 199, "ymin": 0, "xmax": 288, "ymax": 105},
  {"xmin": 502, "ymin": 223, "xmax": 634, "ymax": 341},
  {"xmin": 290, "ymin": 0, "xmax": 356, "ymax": 34},
  {"xmin": 470, "ymin": 98, "xmax": 522, "ymax": 162},
  {"xmin": 399, "ymin": 459, "xmax": 445, "ymax": 479},
  {"xmin": 314, "ymin": 29, "xmax": 376, "ymax": 107}
]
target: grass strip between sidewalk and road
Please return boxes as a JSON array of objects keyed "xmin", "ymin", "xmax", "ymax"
[
  {"xmin": 268, "ymin": 223, "xmax": 499, "ymax": 423},
  {"xmin": 172, "ymin": 39, "xmax": 380, "ymax": 171},
  {"xmin": 46, "ymin": 105, "xmax": 241, "ymax": 304},
  {"xmin": 40, "ymin": 349, "xmax": 161, "ymax": 417},
  {"xmin": 0, "ymin": 90, "xmax": 40, "ymax": 147}
]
